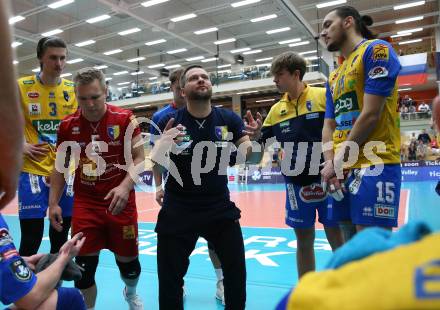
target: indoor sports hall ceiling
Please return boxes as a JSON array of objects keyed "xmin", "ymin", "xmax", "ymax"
[{"xmin": 10, "ymin": 0, "xmax": 439, "ymax": 88}]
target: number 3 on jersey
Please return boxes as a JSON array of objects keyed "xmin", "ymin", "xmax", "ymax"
[
  {"xmin": 49, "ymin": 102, "xmax": 57, "ymax": 116},
  {"xmin": 376, "ymin": 181, "xmax": 395, "ymax": 204}
]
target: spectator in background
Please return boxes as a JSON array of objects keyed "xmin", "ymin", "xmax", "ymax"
[
  {"xmin": 408, "ymin": 140, "xmax": 417, "ymax": 161},
  {"xmin": 418, "ymin": 102, "xmax": 430, "ymax": 113},
  {"xmin": 401, "ymin": 95, "xmax": 413, "ymax": 108},
  {"xmin": 416, "ymin": 140, "xmax": 427, "ymax": 160},
  {"xmin": 417, "ymin": 129, "xmax": 431, "ymax": 144}
]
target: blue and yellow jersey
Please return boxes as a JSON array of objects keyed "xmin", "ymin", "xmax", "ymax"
[
  {"xmin": 18, "ymin": 74, "xmax": 77, "ymax": 176},
  {"xmin": 325, "ymin": 39, "xmax": 401, "ymax": 168},
  {"xmin": 279, "ymin": 233, "xmax": 440, "ymax": 310},
  {"xmin": 261, "ymin": 85, "xmax": 326, "ymax": 184}
]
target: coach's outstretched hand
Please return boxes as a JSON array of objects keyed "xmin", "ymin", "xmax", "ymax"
[{"xmin": 243, "ymin": 110, "xmax": 263, "ymax": 141}]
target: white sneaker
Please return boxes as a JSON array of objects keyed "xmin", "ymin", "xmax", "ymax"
[
  {"xmin": 215, "ymin": 279, "xmax": 225, "ymax": 306},
  {"xmin": 123, "ymin": 287, "xmax": 144, "ymax": 310}
]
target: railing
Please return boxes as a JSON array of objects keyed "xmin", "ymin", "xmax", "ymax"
[{"xmin": 109, "ymin": 58, "xmax": 329, "ymax": 101}]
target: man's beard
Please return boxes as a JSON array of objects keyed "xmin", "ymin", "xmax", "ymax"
[
  {"xmin": 327, "ymin": 27, "xmax": 346, "ymax": 52},
  {"xmin": 187, "ymin": 88, "xmax": 212, "ymax": 101}
]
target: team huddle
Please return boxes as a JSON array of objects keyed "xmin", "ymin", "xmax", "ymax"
[{"xmin": 0, "ymin": 5, "xmax": 411, "ymax": 310}]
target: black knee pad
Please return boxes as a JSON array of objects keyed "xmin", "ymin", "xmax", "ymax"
[
  {"xmin": 116, "ymin": 258, "xmax": 141, "ymax": 280},
  {"xmin": 74, "ymin": 256, "xmax": 99, "ymax": 289}
]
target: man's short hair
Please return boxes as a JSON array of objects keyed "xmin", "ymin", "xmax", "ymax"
[
  {"xmin": 73, "ymin": 67, "xmax": 106, "ymax": 90},
  {"xmin": 169, "ymin": 69, "xmax": 184, "ymax": 86},
  {"xmin": 37, "ymin": 37, "xmax": 67, "ymax": 59},
  {"xmin": 180, "ymin": 65, "xmax": 204, "ymax": 89},
  {"xmin": 270, "ymin": 52, "xmax": 307, "ymax": 81}
]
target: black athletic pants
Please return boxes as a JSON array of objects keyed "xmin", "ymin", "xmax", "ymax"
[
  {"xmin": 157, "ymin": 218, "xmax": 246, "ymax": 310},
  {"xmin": 19, "ymin": 217, "xmax": 72, "ymax": 256}
]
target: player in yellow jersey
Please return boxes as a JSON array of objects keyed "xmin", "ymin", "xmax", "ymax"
[
  {"xmin": 319, "ymin": 6, "xmax": 401, "ymax": 239},
  {"xmin": 17, "ymin": 37, "xmax": 77, "ymax": 256}
]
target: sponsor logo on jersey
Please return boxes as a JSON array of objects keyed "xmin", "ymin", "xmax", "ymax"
[
  {"xmin": 279, "ymin": 121, "xmax": 289, "ymax": 128},
  {"xmin": 215, "ymin": 126, "xmax": 229, "ymax": 140},
  {"xmin": 299, "ymin": 184, "xmax": 327, "ymax": 202},
  {"xmin": 9, "ymin": 258, "xmax": 32, "ymax": 281},
  {"xmin": 28, "ymin": 103, "xmax": 41, "ymax": 115},
  {"xmin": 306, "ymin": 112, "xmax": 319, "ymax": 120},
  {"xmin": 347, "ymin": 79, "xmax": 356, "ymax": 90},
  {"xmin": 0, "ymin": 228, "xmax": 13, "ymax": 246},
  {"xmin": 72, "ymin": 126, "xmax": 80, "ymax": 135},
  {"xmin": 374, "ymin": 204, "xmax": 395, "ymax": 218},
  {"xmin": 373, "ymin": 44, "xmax": 389, "ymax": 61},
  {"xmin": 306, "ymin": 100, "xmax": 312, "ymax": 111},
  {"xmin": 49, "ymin": 92, "xmax": 55, "ymax": 99},
  {"xmin": 107, "ymin": 125, "xmax": 120, "ymax": 140},
  {"xmin": 64, "ymin": 81, "xmax": 75, "ymax": 87},
  {"xmin": 334, "ymin": 92, "xmax": 359, "ymax": 115},
  {"xmin": 27, "ymin": 92, "xmax": 39, "ymax": 99},
  {"xmin": 368, "ymin": 66, "xmax": 389, "ymax": 79},
  {"xmin": 23, "ymin": 79, "xmax": 35, "ymax": 85},
  {"xmin": 32, "ymin": 120, "xmax": 60, "ymax": 134},
  {"xmin": 280, "ymin": 109, "xmax": 287, "ymax": 116},
  {"xmin": 1, "ymin": 249, "xmax": 19, "ymax": 260},
  {"xmin": 63, "ymin": 90, "xmax": 70, "ymax": 102},
  {"xmin": 122, "ymin": 225, "xmax": 136, "ymax": 239}
]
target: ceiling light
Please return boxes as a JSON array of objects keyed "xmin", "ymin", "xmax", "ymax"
[
  {"xmin": 167, "ymin": 48, "xmax": 187, "ymax": 54},
  {"xmin": 66, "ymin": 58, "xmax": 83, "ymax": 64},
  {"xmin": 218, "ymin": 64, "xmax": 231, "ymax": 68},
  {"xmin": 113, "ymin": 71, "xmax": 129, "ymax": 76},
  {"xmin": 48, "ymin": 0, "xmax": 74, "ymax": 9},
  {"xmin": 149, "ymin": 77, "xmax": 158, "ymax": 80},
  {"xmin": 41, "ymin": 29, "xmax": 63, "ymax": 36},
  {"xmin": 86, "ymin": 14, "xmax": 111, "ymax": 24},
  {"xmin": 148, "ymin": 63, "xmax": 165, "ymax": 68},
  {"xmin": 256, "ymin": 63, "xmax": 271, "ymax": 67},
  {"xmin": 398, "ymin": 38, "xmax": 423, "ymax": 45},
  {"xmin": 127, "ymin": 57, "xmax": 146, "ymax": 62},
  {"xmin": 118, "ymin": 82, "xmax": 130, "ymax": 85},
  {"xmin": 397, "ymin": 28, "xmax": 423, "ymax": 34},
  {"xmin": 394, "ymin": 1, "xmax": 425, "ymax": 10},
  {"xmin": 141, "ymin": 0, "xmax": 169, "ymax": 7},
  {"xmin": 11, "ymin": 42, "xmax": 22, "ymax": 48},
  {"xmin": 165, "ymin": 64, "xmax": 181, "ymax": 69},
  {"xmin": 105, "ymin": 77, "xmax": 112, "ymax": 81},
  {"xmin": 118, "ymin": 28, "xmax": 141, "ymax": 36},
  {"xmin": 230, "ymin": 47, "xmax": 251, "ymax": 53},
  {"xmin": 228, "ymin": 75, "xmax": 242, "ymax": 79},
  {"xmin": 170, "ymin": 13, "xmax": 197, "ymax": 22},
  {"xmin": 32, "ymin": 68, "xmax": 41, "ymax": 73},
  {"xmin": 131, "ymin": 71, "xmax": 145, "ymax": 75},
  {"xmin": 201, "ymin": 57, "xmax": 218, "ymax": 63},
  {"xmin": 194, "ymin": 27, "xmax": 218, "ymax": 35},
  {"xmin": 398, "ymin": 88, "xmax": 412, "ymax": 91},
  {"xmin": 9, "ymin": 15, "xmax": 25, "ymax": 25},
  {"xmin": 395, "ymin": 16, "xmax": 423, "ymax": 24},
  {"xmin": 316, "ymin": 0, "xmax": 347, "ymax": 8},
  {"xmin": 289, "ymin": 41, "xmax": 310, "ymax": 47},
  {"xmin": 94, "ymin": 65, "xmax": 108, "ymax": 69},
  {"xmin": 118, "ymin": 86, "xmax": 129, "ymax": 90},
  {"xmin": 251, "ymin": 14, "xmax": 277, "ymax": 23},
  {"xmin": 60, "ymin": 73, "xmax": 72, "ymax": 77},
  {"xmin": 305, "ymin": 56, "xmax": 319, "ymax": 60},
  {"xmin": 103, "ymin": 49, "xmax": 123, "ymax": 55},
  {"xmin": 279, "ymin": 38, "xmax": 301, "ymax": 44},
  {"xmin": 231, "ymin": 0, "xmax": 261, "ymax": 7},
  {"xmin": 256, "ymin": 57, "xmax": 273, "ymax": 62},
  {"xmin": 217, "ymin": 69, "xmax": 232, "ymax": 74},
  {"xmin": 214, "ymin": 38, "xmax": 236, "ymax": 45},
  {"xmin": 390, "ymin": 33, "xmax": 412, "ymax": 38},
  {"xmin": 243, "ymin": 49, "xmax": 262, "ymax": 55},
  {"xmin": 256, "ymin": 99, "xmax": 275, "ymax": 103},
  {"xmin": 13, "ymin": 60, "xmax": 19, "ymax": 65},
  {"xmin": 237, "ymin": 90, "xmax": 258, "ymax": 95},
  {"xmin": 186, "ymin": 56, "xmax": 205, "ymax": 61},
  {"xmin": 145, "ymin": 39, "xmax": 166, "ymax": 46},
  {"xmin": 266, "ymin": 27, "xmax": 290, "ymax": 34},
  {"xmin": 75, "ymin": 40, "xmax": 96, "ymax": 47},
  {"xmin": 299, "ymin": 50, "xmax": 317, "ymax": 55},
  {"xmin": 307, "ymin": 64, "xmax": 319, "ymax": 68}
]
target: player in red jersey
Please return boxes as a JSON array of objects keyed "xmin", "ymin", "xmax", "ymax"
[{"xmin": 48, "ymin": 68, "xmax": 145, "ymax": 310}]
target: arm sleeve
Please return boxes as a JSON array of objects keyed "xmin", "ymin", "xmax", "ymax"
[
  {"xmin": 324, "ymin": 82, "xmax": 335, "ymax": 119},
  {"xmin": 363, "ymin": 41, "xmax": 401, "ymax": 97}
]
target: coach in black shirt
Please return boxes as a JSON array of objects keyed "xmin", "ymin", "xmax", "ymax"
[{"xmin": 152, "ymin": 65, "xmax": 262, "ymax": 310}]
